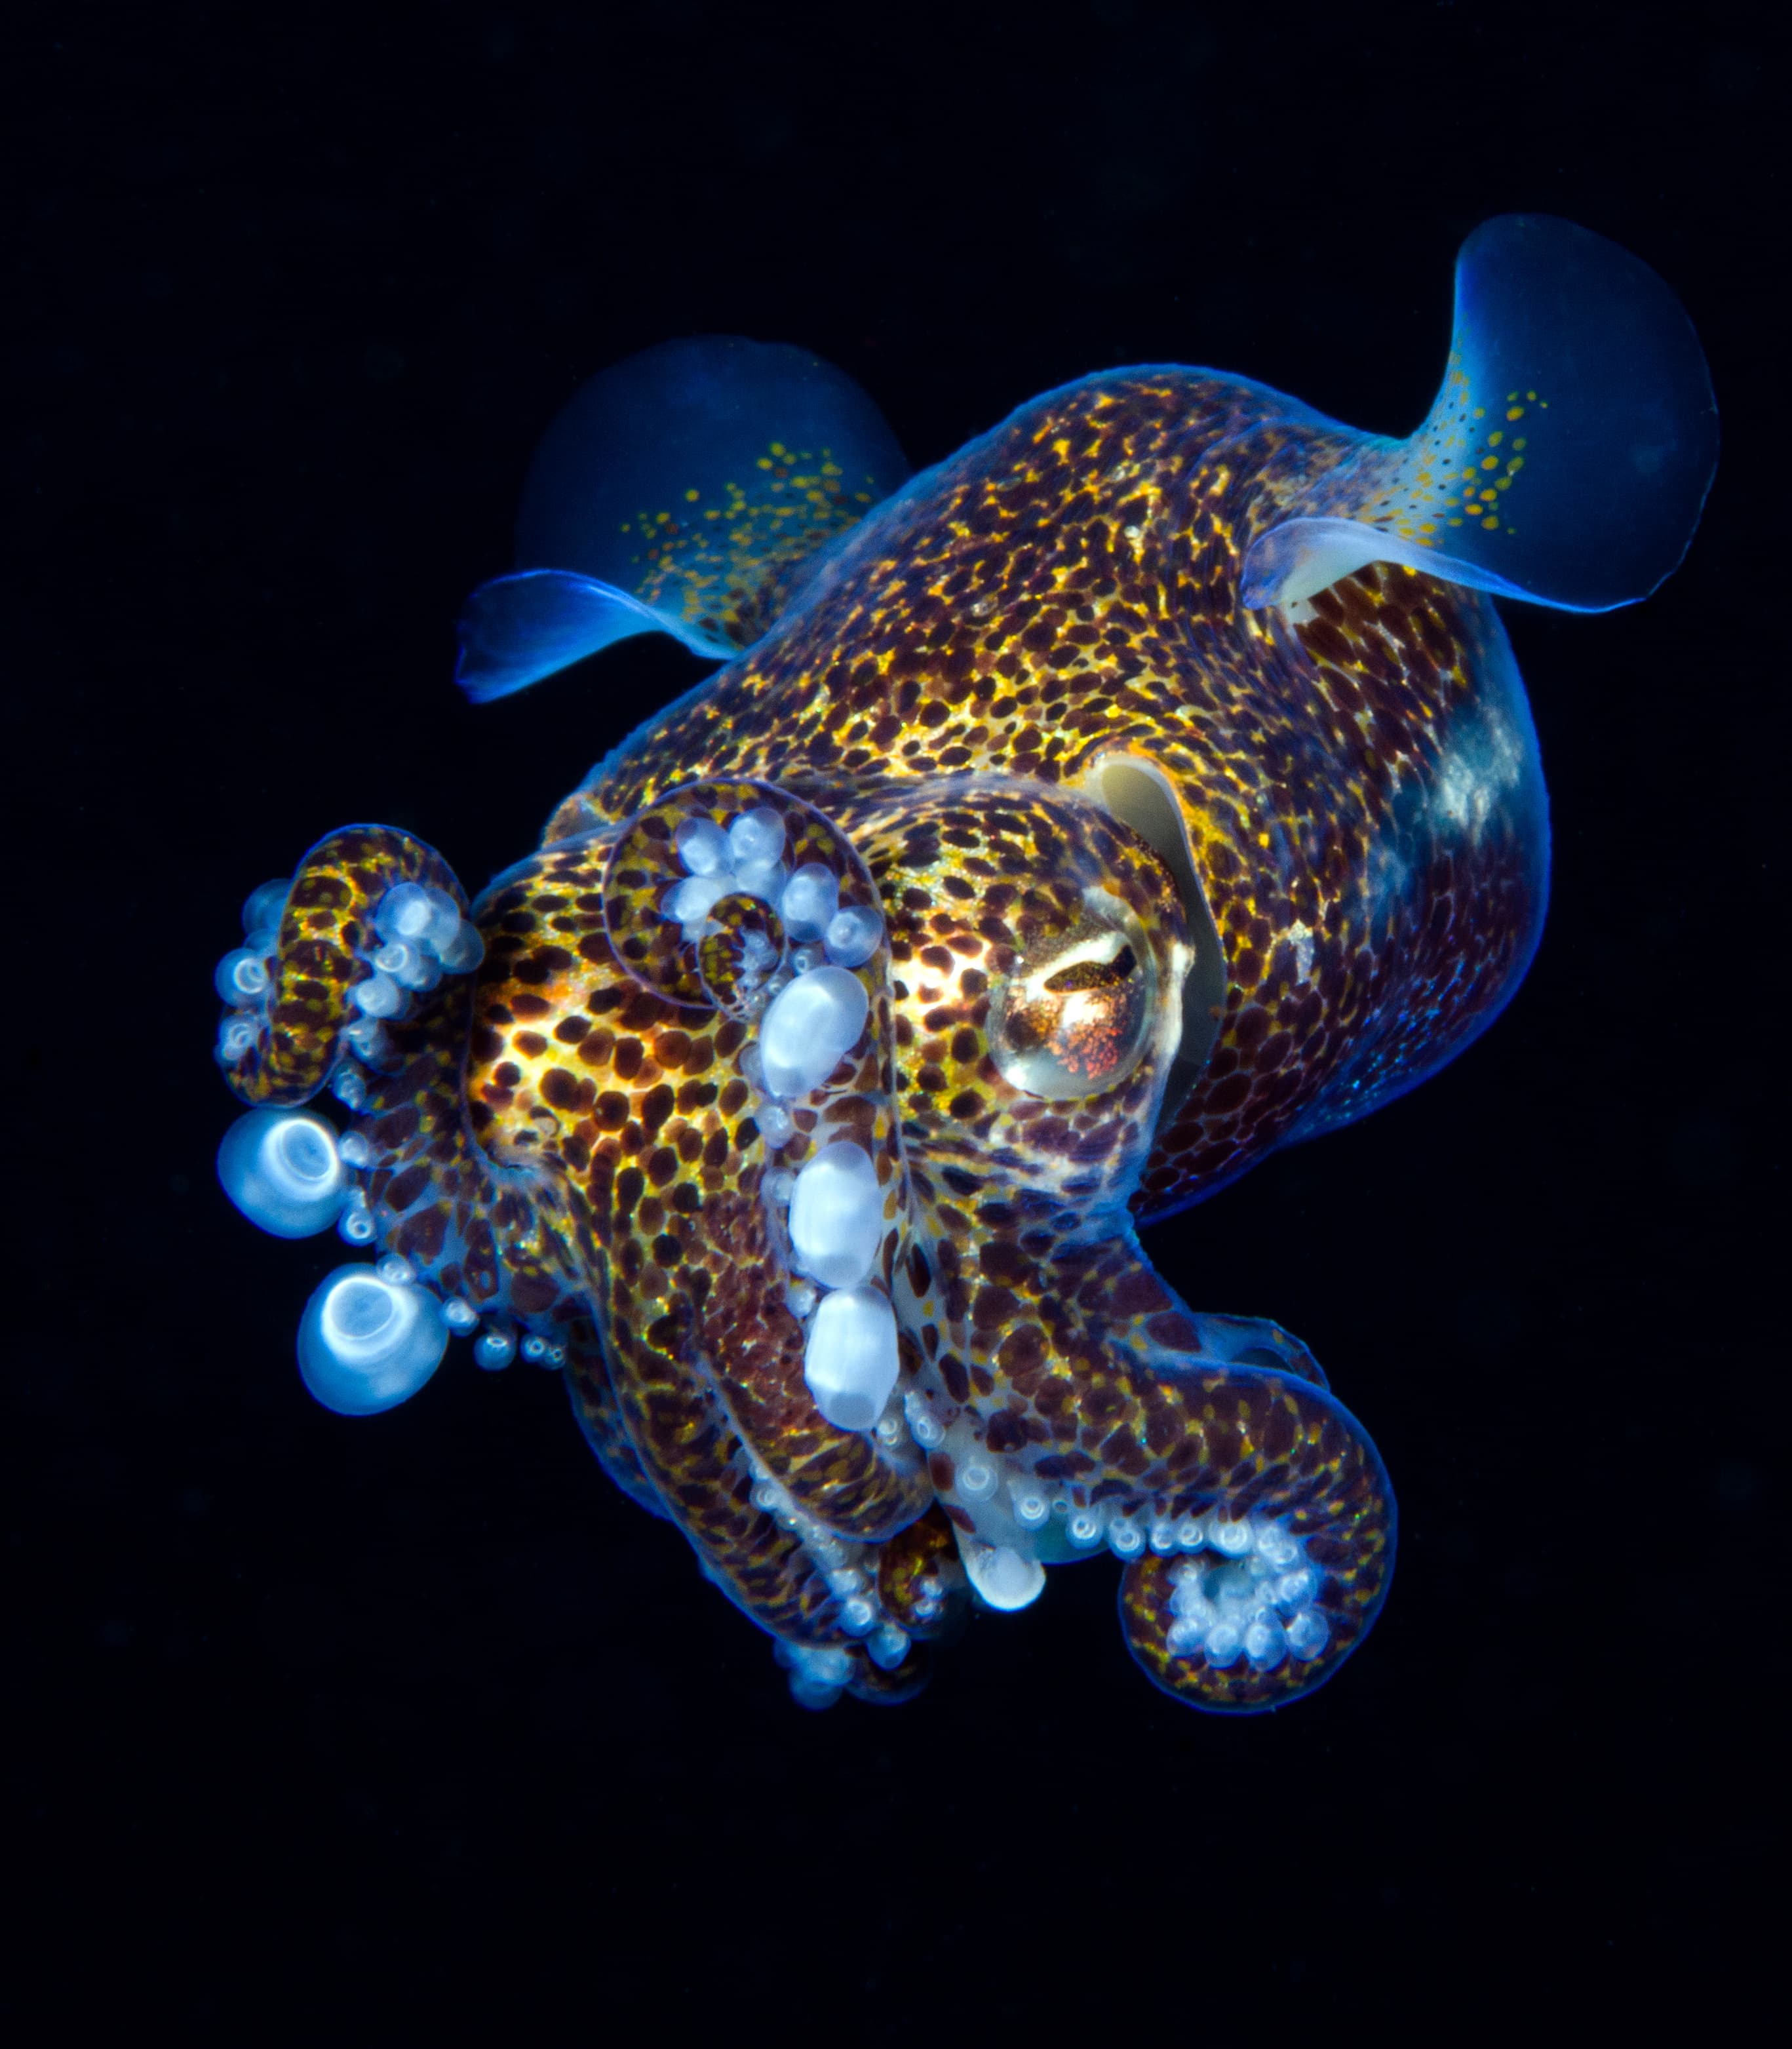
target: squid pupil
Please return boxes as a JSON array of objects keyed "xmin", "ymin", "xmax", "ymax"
[{"xmin": 1043, "ymin": 942, "xmax": 1137, "ymax": 994}]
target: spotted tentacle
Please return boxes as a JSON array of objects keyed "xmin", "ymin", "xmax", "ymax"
[
  {"xmin": 1118, "ymin": 1363, "xmax": 1394, "ymax": 1711},
  {"xmin": 466, "ymin": 785, "xmax": 941, "ymax": 1691},
  {"xmin": 218, "ymin": 826, "xmax": 471, "ymax": 1108}
]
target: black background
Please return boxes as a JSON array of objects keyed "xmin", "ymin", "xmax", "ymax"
[{"xmin": 8, "ymin": 0, "xmax": 1782, "ymax": 2029}]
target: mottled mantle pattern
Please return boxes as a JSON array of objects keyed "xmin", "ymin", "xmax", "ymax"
[{"xmin": 225, "ymin": 367, "xmax": 1549, "ymax": 1711}]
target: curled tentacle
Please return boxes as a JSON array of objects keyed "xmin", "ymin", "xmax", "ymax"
[
  {"xmin": 1114, "ymin": 1361, "xmax": 1393, "ymax": 1711},
  {"xmin": 466, "ymin": 788, "xmax": 936, "ymax": 1666},
  {"xmin": 598, "ymin": 781, "xmax": 927, "ymax": 1538},
  {"xmin": 217, "ymin": 826, "xmax": 476, "ymax": 1108},
  {"xmin": 210, "ymin": 826, "xmax": 579, "ymax": 1418},
  {"xmin": 916, "ymin": 1217, "xmax": 1395, "ymax": 1709},
  {"xmin": 600, "ymin": 779, "xmax": 881, "ymax": 1010},
  {"xmin": 216, "ymin": 823, "xmax": 575, "ymax": 1323},
  {"xmin": 698, "ymin": 895, "xmax": 786, "ymax": 1014}
]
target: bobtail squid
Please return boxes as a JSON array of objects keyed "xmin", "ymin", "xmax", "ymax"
[{"xmin": 212, "ymin": 216, "xmax": 1715, "ymax": 1711}]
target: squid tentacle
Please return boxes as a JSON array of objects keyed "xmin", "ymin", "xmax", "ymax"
[
  {"xmin": 924, "ymin": 1222, "xmax": 1393, "ymax": 1709},
  {"xmin": 343, "ymin": 1005, "xmax": 589, "ymax": 1321},
  {"xmin": 219, "ymin": 826, "xmax": 472, "ymax": 1108},
  {"xmin": 218, "ymin": 825, "xmax": 577, "ymax": 1329},
  {"xmin": 465, "ymin": 785, "xmax": 942, "ymax": 1689},
  {"xmin": 1112, "ymin": 1351, "xmax": 1393, "ymax": 1711},
  {"xmin": 582, "ymin": 779, "xmax": 930, "ymax": 1539}
]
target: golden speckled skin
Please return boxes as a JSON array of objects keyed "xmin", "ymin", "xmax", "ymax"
[
  {"xmin": 551, "ymin": 370, "xmax": 1547, "ymax": 1217},
  {"xmin": 223, "ymin": 366, "xmax": 1553, "ymax": 1711}
]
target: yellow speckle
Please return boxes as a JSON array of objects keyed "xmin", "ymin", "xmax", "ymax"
[
  {"xmin": 1447, "ymin": 516, "xmax": 1464, "ymax": 526},
  {"xmin": 684, "ymin": 488, "xmax": 700, "ymax": 502},
  {"xmin": 1472, "ymin": 405, "xmax": 1486, "ymax": 418},
  {"xmin": 1481, "ymin": 456, "xmax": 1499, "ymax": 471},
  {"xmin": 1512, "ymin": 439, "xmax": 1527, "ymax": 452},
  {"xmin": 1506, "ymin": 406, "xmax": 1525, "ymax": 421},
  {"xmin": 1488, "ymin": 431, "xmax": 1504, "ymax": 446},
  {"xmin": 1482, "ymin": 515, "xmax": 1500, "ymax": 530},
  {"xmin": 1526, "ymin": 389, "xmax": 1537, "ymax": 400},
  {"xmin": 756, "ymin": 457, "xmax": 773, "ymax": 470}
]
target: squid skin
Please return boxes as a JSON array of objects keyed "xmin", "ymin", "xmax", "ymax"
[{"xmin": 212, "ymin": 218, "xmax": 1713, "ymax": 1711}]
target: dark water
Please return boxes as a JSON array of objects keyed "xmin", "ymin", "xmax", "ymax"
[{"xmin": 9, "ymin": 1, "xmax": 1780, "ymax": 2027}]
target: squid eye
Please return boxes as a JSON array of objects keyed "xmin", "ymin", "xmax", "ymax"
[{"xmin": 990, "ymin": 901, "xmax": 1158, "ymax": 1100}]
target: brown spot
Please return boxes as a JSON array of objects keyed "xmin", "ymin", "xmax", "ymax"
[
  {"xmin": 512, "ymin": 1273, "xmax": 563, "ymax": 1315},
  {"xmin": 984, "ymin": 1409, "xmax": 1029, "ymax": 1454},
  {"xmin": 1109, "ymin": 1267, "xmax": 1172, "ymax": 1317},
  {"xmin": 576, "ymin": 1028, "xmax": 617, "ymax": 1068},
  {"xmin": 1146, "ymin": 1312, "xmax": 1199, "ymax": 1351},
  {"xmin": 541, "ymin": 1068, "xmax": 591, "ymax": 1112},
  {"xmin": 971, "ymin": 1285, "xmax": 1019, "ymax": 1333},
  {"xmin": 997, "ymin": 1323, "xmax": 1047, "ymax": 1373}
]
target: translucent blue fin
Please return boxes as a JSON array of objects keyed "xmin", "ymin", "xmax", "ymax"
[
  {"xmin": 1242, "ymin": 215, "xmax": 1718, "ymax": 613},
  {"xmin": 456, "ymin": 336, "xmax": 909, "ymax": 702},
  {"xmin": 456, "ymin": 570, "xmax": 734, "ymax": 705}
]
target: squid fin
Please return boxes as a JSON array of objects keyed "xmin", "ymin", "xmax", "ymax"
[
  {"xmin": 1243, "ymin": 214, "xmax": 1718, "ymax": 613},
  {"xmin": 456, "ymin": 335, "xmax": 908, "ymax": 701},
  {"xmin": 455, "ymin": 569, "xmax": 732, "ymax": 705}
]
